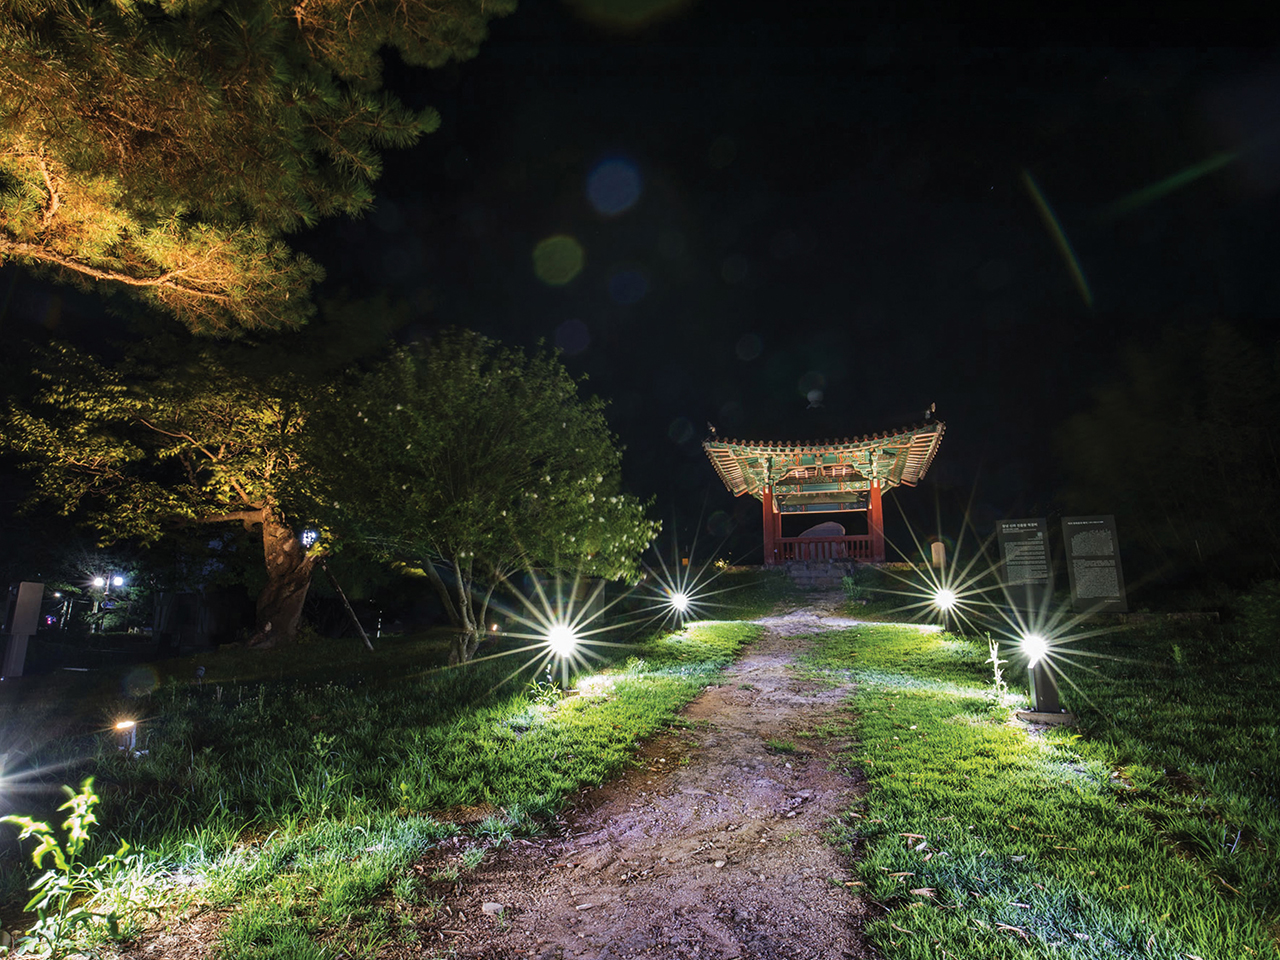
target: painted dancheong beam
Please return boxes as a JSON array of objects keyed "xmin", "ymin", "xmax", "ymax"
[{"xmin": 703, "ymin": 419, "xmax": 944, "ymax": 565}]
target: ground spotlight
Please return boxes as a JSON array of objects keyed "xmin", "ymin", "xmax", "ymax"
[
  {"xmin": 669, "ymin": 591, "xmax": 691, "ymax": 615},
  {"xmin": 115, "ymin": 719, "xmax": 137, "ymax": 752}
]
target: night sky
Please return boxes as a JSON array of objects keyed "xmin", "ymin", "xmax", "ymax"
[{"xmin": 5, "ymin": 2, "xmax": 1280, "ymax": 564}]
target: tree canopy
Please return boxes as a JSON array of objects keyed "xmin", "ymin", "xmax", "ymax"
[
  {"xmin": 302, "ymin": 329, "xmax": 660, "ymax": 662},
  {"xmin": 1057, "ymin": 322, "xmax": 1280, "ymax": 585},
  {"xmin": 0, "ymin": 0, "xmax": 514, "ymax": 333},
  {"xmin": 4, "ymin": 340, "xmax": 321, "ymax": 644},
  {"xmin": 4, "ymin": 329, "xmax": 659, "ymax": 656}
]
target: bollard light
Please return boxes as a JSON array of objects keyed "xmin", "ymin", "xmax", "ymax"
[{"xmin": 1020, "ymin": 633, "xmax": 1060, "ymax": 714}]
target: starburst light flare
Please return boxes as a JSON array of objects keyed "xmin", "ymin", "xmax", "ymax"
[
  {"xmin": 1021, "ymin": 632, "xmax": 1049, "ymax": 667},
  {"xmin": 859, "ymin": 497, "xmax": 1009, "ymax": 633},
  {"xmin": 637, "ymin": 517, "xmax": 747, "ymax": 631},
  {"xmin": 466, "ymin": 563, "xmax": 645, "ymax": 691},
  {"xmin": 546, "ymin": 622, "xmax": 579, "ymax": 656}
]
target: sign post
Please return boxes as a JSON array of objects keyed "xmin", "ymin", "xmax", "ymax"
[
  {"xmin": 1062, "ymin": 516, "xmax": 1127, "ymax": 614},
  {"xmin": 997, "ymin": 519, "xmax": 1053, "ymax": 613}
]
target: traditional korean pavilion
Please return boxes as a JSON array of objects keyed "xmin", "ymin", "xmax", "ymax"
[{"xmin": 704, "ymin": 419, "xmax": 945, "ymax": 565}]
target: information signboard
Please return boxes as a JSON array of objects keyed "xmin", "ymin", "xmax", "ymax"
[
  {"xmin": 1062, "ymin": 515, "xmax": 1127, "ymax": 613},
  {"xmin": 2, "ymin": 581, "xmax": 45, "ymax": 678},
  {"xmin": 997, "ymin": 519, "xmax": 1053, "ymax": 611}
]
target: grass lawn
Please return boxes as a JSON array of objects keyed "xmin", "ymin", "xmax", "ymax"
[
  {"xmin": 801, "ymin": 619, "xmax": 1280, "ymax": 959},
  {"xmin": 8, "ymin": 564, "xmax": 1272, "ymax": 960},
  {"xmin": 0, "ymin": 569, "xmax": 785, "ymax": 958}
]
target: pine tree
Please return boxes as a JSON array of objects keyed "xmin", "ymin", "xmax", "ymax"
[{"xmin": 0, "ymin": 0, "xmax": 514, "ymax": 334}]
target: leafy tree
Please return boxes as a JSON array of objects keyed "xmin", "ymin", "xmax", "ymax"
[
  {"xmin": 0, "ymin": 0, "xmax": 514, "ymax": 333},
  {"xmin": 4, "ymin": 341, "xmax": 320, "ymax": 646},
  {"xmin": 1057, "ymin": 322, "xmax": 1280, "ymax": 585},
  {"xmin": 302, "ymin": 329, "xmax": 660, "ymax": 663}
]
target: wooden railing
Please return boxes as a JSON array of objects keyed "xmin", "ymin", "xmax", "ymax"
[{"xmin": 777, "ymin": 536, "xmax": 873, "ymax": 562}]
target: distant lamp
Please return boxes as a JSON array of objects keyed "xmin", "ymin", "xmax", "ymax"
[
  {"xmin": 546, "ymin": 622, "xmax": 578, "ymax": 656},
  {"xmin": 299, "ymin": 528, "xmax": 320, "ymax": 549},
  {"xmin": 112, "ymin": 575, "xmax": 124, "ymax": 587},
  {"xmin": 92, "ymin": 577, "xmax": 105, "ymax": 588},
  {"xmin": 115, "ymin": 719, "xmax": 137, "ymax": 752}
]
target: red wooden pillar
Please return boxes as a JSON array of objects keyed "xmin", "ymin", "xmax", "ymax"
[
  {"xmin": 868, "ymin": 479, "xmax": 885, "ymax": 562},
  {"xmin": 762, "ymin": 485, "xmax": 777, "ymax": 565}
]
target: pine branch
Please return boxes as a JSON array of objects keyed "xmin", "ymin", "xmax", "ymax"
[{"xmin": 0, "ymin": 238, "xmax": 232, "ymax": 301}]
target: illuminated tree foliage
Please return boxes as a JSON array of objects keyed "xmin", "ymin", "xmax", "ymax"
[
  {"xmin": 4, "ymin": 342, "xmax": 319, "ymax": 646},
  {"xmin": 0, "ymin": 0, "xmax": 514, "ymax": 333},
  {"xmin": 303, "ymin": 330, "xmax": 661, "ymax": 663},
  {"xmin": 1057, "ymin": 322, "xmax": 1280, "ymax": 584}
]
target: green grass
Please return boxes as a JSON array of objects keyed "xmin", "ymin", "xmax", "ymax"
[
  {"xmin": 802, "ymin": 623, "xmax": 1280, "ymax": 959},
  {"xmin": 1050, "ymin": 622, "xmax": 1280, "ymax": 922},
  {"xmin": 0, "ymin": 614, "xmax": 762, "ymax": 957}
]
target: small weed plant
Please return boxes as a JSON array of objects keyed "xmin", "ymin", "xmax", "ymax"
[
  {"xmin": 527, "ymin": 669, "xmax": 562, "ymax": 707},
  {"xmin": 985, "ymin": 632, "xmax": 1009, "ymax": 699},
  {"xmin": 1, "ymin": 779, "xmax": 157, "ymax": 958}
]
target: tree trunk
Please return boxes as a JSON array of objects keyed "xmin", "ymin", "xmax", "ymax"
[
  {"xmin": 248, "ymin": 509, "xmax": 315, "ymax": 648},
  {"xmin": 449, "ymin": 628, "xmax": 481, "ymax": 665},
  {"xmin": 423, "ymin": 556, "xmax": 490, "ymax": 665}
]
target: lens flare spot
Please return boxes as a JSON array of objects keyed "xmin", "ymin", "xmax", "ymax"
[
  {"xmin": 707, "ymin": 510, "xmax": 733, "ymax": 538},
  {"xmin": 587, "ymin": 158, "xmax": 642, "ymax": 215},
  {"xmin": 667, "ymin": 416, "xmax": 695, "ymax": 444},
  {"xmin": 608, "ymin": 267, "xmax": 649, "ymax": 304},
  {"xmin": 556, "ymin": 318, "xmax": 591, "ymax": 356},
  {"xmin": 533, "ymin": 235, "xmax": 585, "ymax": 286},
  {"xmin": 564, "ymin": 0, "xmax": 692, "ymax": 30},
  {"xmin": 123, "ymin": 665, "xmax": 158, "ymax": 697},
  {"xmin": 797, "ymin": 370, "xmax": 825, "ymax": 398}
]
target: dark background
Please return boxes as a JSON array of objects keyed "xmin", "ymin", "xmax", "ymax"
[{"xmin": 5, "ymin": 1, "xmax": 1280, "ymax": 573}]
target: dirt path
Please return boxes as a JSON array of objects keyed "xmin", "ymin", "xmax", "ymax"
[{"xmin": 405, "ymin": 596, "xmax": 877, "ymax": 960}]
